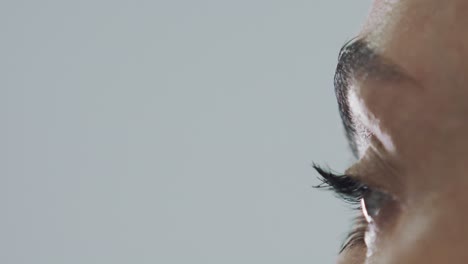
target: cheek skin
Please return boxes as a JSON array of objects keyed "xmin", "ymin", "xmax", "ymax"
[{"xmin": 366, "ymin": 191, "xmax": 468, "ymax": 264}]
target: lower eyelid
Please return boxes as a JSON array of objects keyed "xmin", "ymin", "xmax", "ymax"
[{"xmin": 337, "ymin": 246, "xmax": 367, "ymax": 264}]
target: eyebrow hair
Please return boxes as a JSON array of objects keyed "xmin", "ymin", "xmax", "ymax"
[{"xmin": 334, "ymin": 37, "xmax": 412, "ymax": 157}]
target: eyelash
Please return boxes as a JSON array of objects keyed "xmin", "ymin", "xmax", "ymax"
[{"xmin": 312, "ymin": 164, "xmax": 368, "ymax": 252}]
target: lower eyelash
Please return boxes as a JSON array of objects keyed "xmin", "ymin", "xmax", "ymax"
[{"xmin": 340, "ymin": 216, "xmax": 367, "ymax": 253}]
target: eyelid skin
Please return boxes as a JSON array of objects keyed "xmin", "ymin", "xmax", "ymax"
[{"xmin": 345, "ymin": 135, "xmax": 406, "ymax": 202}]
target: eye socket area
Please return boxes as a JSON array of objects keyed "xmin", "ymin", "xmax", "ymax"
[{"xmin": 313, "ymin": 164, "xmax": 402, "ymax": 253}]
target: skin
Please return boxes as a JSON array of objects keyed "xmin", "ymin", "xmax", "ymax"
[{"xmin": 336, "ymin": 0, "xmax": 468, "ymax": 263}]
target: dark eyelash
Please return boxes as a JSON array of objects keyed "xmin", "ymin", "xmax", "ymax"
[
  {"xmin": 312, "ymin": 163, "xmax": 367, "ymax": 252},
  {"xmin": 312, "ymin": 164, "xmax": 368, "ymax": 207}
]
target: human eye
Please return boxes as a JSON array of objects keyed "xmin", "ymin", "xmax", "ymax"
[{"xmin": 313, "ymin": 164, "xmax": 397, "ymax": 255}]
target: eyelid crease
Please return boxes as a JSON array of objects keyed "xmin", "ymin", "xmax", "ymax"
[{"xmin": 345, "ymin": 138, "xmax": 405, "ymax": 201}]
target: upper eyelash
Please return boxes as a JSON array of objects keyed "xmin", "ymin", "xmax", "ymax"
[{"xmin": 312, "ymin": 164, "xmax": 368, "ymax": 208}]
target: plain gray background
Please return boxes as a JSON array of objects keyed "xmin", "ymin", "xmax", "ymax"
[{"xmin": 2, "ymin": 1, "xmax": 370, "ymax": 263}]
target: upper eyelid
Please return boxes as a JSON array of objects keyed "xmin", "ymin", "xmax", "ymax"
[{"xmin": 344, "ymin": 145, "xmax": 404, "ymax": 202}]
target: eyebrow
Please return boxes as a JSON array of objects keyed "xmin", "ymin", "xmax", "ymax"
[{"xmin": 334, "ymin": 37, "xmax": 413, "ymax": 157}]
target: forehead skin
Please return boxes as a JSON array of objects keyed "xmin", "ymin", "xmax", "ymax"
[
  {"xmin": 339, "ymin": 0, "xmax": 468, "ymax": 263},
  {"xmin": 355, "ymin": 0, "xmax": 468, "ymax": 186}
]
